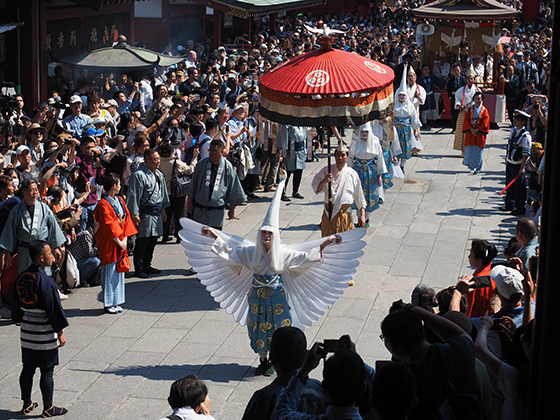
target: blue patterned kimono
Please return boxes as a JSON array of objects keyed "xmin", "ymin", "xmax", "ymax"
[
  {"xmin": 383, "ymin": 148, "xmax": 394, "ymax": 189},
  {"xmin": 352, "ymin": 158, "xmax": 381, "ymax": 213},
  {"xmin": 247, "ymin": 274, "xmax": 291, "ymax": 353},
  {"xmin": 394, "ymin": 116, "xmax": 412, "ymax": 160}
]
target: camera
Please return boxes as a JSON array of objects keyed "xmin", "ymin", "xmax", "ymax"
[
  {"xmin": 530, "ymin": 255, "xmax": 539, "ymax": 280},
  {"xmin": 491, "ymin": 318, "xmax": 504, "ymax": 331},
  {"xmin": 322, "ymin": 339, "xmax": 341, "ymax": 353}
]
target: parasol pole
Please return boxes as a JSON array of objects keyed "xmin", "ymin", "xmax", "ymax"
[{"xmin": 325, "ymin": 127, "xmax": 333, "ymax": 219}]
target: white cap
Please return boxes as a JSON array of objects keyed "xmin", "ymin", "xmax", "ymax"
[
  {"xmin": 103, "ymin": 99, "xmax": 118, "ymax": 108},
  {"xmin": 69, "ymin": 95, "xmax": 82, "ymax": 104},
  {"xmin": 490, "ymin": 265, "xmax": 524, "ymax": 299},
  {"xmin": 16, "ymin": 145, "xmax": 30, "ymax": 155}
]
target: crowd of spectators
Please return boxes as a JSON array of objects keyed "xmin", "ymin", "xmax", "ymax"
[{"xmin": 0, "ymin": 0, "xmax": 548, "ymax": 418}]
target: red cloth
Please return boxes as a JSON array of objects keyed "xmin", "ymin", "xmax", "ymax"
[
  {"xmin": 1, "ymin": 254, "xmax": 18, "ymax": 297},
  {"xmin": 466, "ymin": 263, "xmax": 497, "ymax": 318},
  {"xmin": 93, "ymin": 196, "xmax": 137, "ymax": 266},
  {"xmin": 462, "ymin": 105, "xmax": 490, "ymax": 148}
]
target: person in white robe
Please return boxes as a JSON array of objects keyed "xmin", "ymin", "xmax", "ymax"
[
  {"xmin": 372, "ymin": 116, "xmax": 401, "ymax": 192},
  {"xmin": 406, "ymin": 66, "xmax": 426, "ymax": 155},
  {"xmin": 180, "ymin": 176, "xmax": 366, "ymax": 376},
  {"xmin": 348, "ymin": 123, "xmax": 387, "ymax": 227},
  {"xmin": 312, "ymin": 144, "xmax": 367, "ymax": 237},
  {"xmin": 394, "ymin": 66, "xmax": 422, "ymax": 173},
  {"xmin": 454, "ymin": 64, "xmax": 481, "ymax": 156}
]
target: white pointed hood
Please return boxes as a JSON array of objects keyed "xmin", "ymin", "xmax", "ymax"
[
  {"xmin": 253, "ymin": 170, "xmax": 287, "ymax": 272},
  {"xmin": 395, "ymin": 64, "xmax": 409, "ymax": 98},
  {"xmin": 350, "ymin": 123, "xmax": 382, "ymax": 157},
  {"xmin": 394, "ymin": 65, "xmax": 413, "ymax": 113},
  {"xmin": 261, "ymin": 170, "xmax": 286, "ymax": 232}
]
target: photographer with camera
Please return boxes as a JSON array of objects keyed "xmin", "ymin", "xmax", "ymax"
[
  {"xmin": 380, "ymin": 301, "xmax": 481, "ymax": 420},
  {"xmin": 24, "ymin": 123, "xmax": 48, "ymax": 165},
  {"xmin": 74, "ymin": 136, "xmax": 105, "ymax": 230},
  {"xmin": 243, "ymin": 327, "xmax": 329, "ymax": 420},
  {"xmin": 272, "ymin": 335, "xmax": 374, "ymax": 420},
  {"xmin": 7, "ymin": 94, "xmax": 27, "ymax": 138},
  {"xmin": 63, "ymin": 95, "xmax": 93, "ymax": 140},
  {"xmin": 159, "ymin": 140, "xmax": 198, "ymax": 244},
  {"xmin": 15, "ymin": 145, "xmax": 40, "ymax": 184}
]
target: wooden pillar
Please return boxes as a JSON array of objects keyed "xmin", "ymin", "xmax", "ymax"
[
  {"xmin": 292, "ymin": 9, "xmax": 298, "ymax": 32},
  {"xmin": 129, "ymin": 2, "xmax": 136, "ymax": 46},
  {"xmin": 270, "ymin": 13, "xmax": 277, "ymax": 33},
  {"xmin": 244, "ymin": 16, "xmax": 252, "ymax": 46},
  {"xmin": 20, "ymin": 0, "xmax": 42, "ymax": 106},
  {"xmin": 38, "ymin": 0, "xmax": 48, "ymax": 104},
  {"xmin": 213, "ymin": 10, "xmax": 222, "ymax": 47},
  {"xmin": 80, "ymin": 17, "xmax": 85, "ymax": 53}
]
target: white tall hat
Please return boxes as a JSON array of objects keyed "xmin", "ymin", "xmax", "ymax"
[
  {"xmin": 261, "ymin": 170, "xmax": 287, "ymax": 230},
  {"xmin": 395, "ymin": 64, "xmax": 409, "ymax": 97},
  {"xmin": 467, "ymin": 63, "xmax": 476, "ymax": 77}
]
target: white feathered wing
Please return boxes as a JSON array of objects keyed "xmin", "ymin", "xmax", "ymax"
[
  {"xmin": 179, "ymin": 217, "xmax": 255, "ymax": 325},
  {"xmin": 282, "ymin": 228, "xmax": 367, "ymax": 329},
  {"xmin": 180, "ymin": 216, "xmax": 367, "ymax": 330}
]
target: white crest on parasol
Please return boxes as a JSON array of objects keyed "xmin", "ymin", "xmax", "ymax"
[
  {"xmin": 306, "ymin": 70, "xmax": 330, "ymax": 87},
  {"xmin": 364, "ymin": 60, "xmax": 387, "ymax": 74}
]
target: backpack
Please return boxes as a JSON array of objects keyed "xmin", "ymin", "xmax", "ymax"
[
  {"xmin": 436, "ymin": 344, "xmax": 486, "ymax": 420},
  {"xmin": 436, "ymin": 378, "xmax": 486, "ymax": 420}
]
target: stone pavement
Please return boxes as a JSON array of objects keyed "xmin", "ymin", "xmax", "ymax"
[{"xmin": 0, "ymin": 124, "xmax": 521, "ymax": 420}]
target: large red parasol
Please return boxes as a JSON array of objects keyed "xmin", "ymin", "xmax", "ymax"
[{"xmin": 259, "ymin": 38, "xmax": 395, "ymax": 127}]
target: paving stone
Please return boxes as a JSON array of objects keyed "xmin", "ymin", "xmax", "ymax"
[
  {"xmin": 130, "ymin": 327, "xmax": 187, "ymax": 353},
  {"xmin": 104, "ymin": 314, "xmax": 159, "ymax": 338},
  {"xmin": 72, "ymin": 337, "xmax": 136, "ymax": 364},
  {"xmin": 107, "ymin": 397, "xmax": 170, "ymax": 420},
  {"xmin": 328, "ymin": 297, "xmax": 374, "ymax": 320},
  {"xmin": 54, "ymin": 360, "xmax": 111, "ymax": 393}
]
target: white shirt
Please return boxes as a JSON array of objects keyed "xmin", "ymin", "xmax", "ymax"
[
  {"xmin": 455, "ymin": 84, "xmax": 480, "ymax": 109},
  {"xmin": 312, "ymin": 164, "xmax": 367, "ymax": 218},
  {"xmin": 406, "ymin": 83, "xmax": 426, "ymax": 111},
  {"xmin": 434, "ymin": 62, "xmax": 451, "ymax": 78},
  {"xmin": 198, "ymin": 133, "xmax": 213, "ymax": 159},
  {"xmin": 474, "ymin": 63, "xmax": 485, "ymax": 77},
  {"xmin": 139, "ymin": 79, "xmax": 153, "ymax": 113},
  {"xmin": 158, "ymin": 406, "xmax": 215, "ymax": 420}
]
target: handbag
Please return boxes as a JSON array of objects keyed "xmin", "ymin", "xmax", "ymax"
[
  {"xmin": 116, "ymin": 249, "xmax": 131, "ymax": 273},
  {"xmin": 170, "ymin": 158, "xmax": 190, "ymax": 198},
  {"xmin": 254, "ymin": 145, "xmax": 267, "ymax": 163}
]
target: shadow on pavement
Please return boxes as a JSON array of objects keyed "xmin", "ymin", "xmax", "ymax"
[{"xmin": 80, "ymin": 362, "xmax": 252, "ymax": 383}]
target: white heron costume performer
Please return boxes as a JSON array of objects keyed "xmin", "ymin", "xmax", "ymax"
[{"xmin": 179, "ymin": 176, "xmax": 366, "ymax": 375}]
